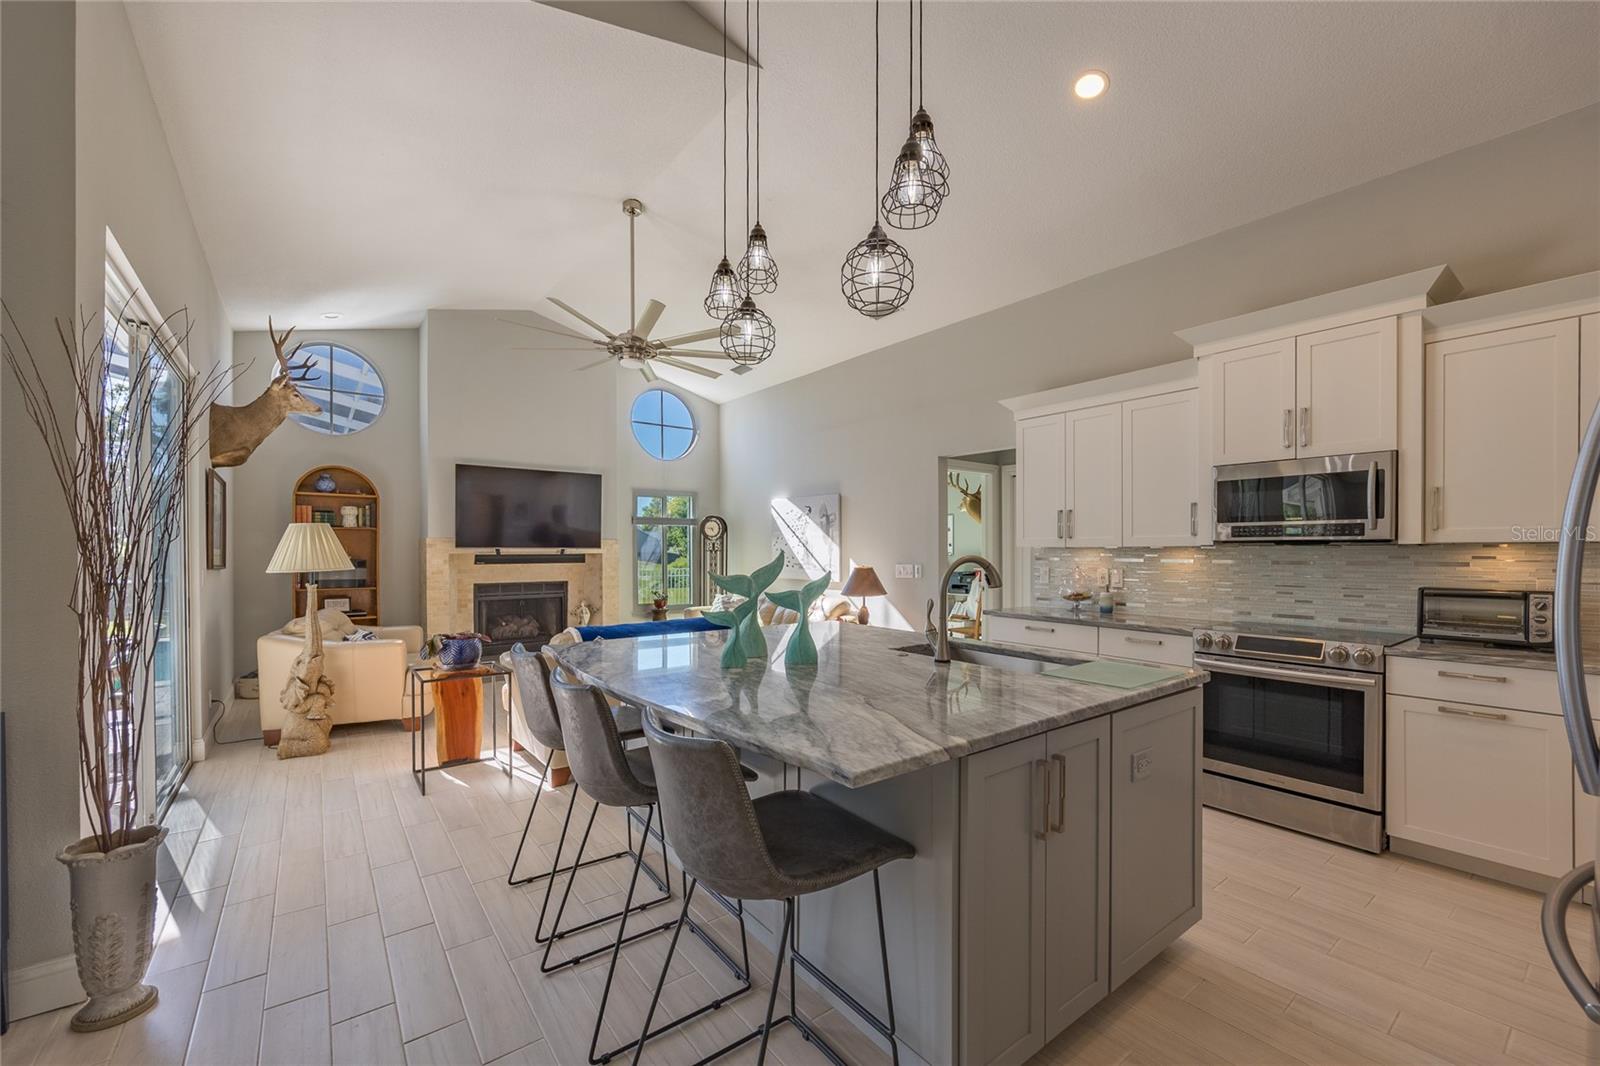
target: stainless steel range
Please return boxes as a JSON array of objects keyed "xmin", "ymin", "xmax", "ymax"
[{"xmin": 1193, "ymin": 622, "xmax": 1407, "ymax": 852}]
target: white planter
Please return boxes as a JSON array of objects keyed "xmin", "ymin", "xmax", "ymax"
[{"xmin": 56, "ymin": 825, "xmax": 166, "ymax": 1031}]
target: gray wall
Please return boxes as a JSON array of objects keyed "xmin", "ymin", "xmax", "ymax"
[
  {"xmin": 421, "ymin": 308, "xmax": 722, "ymax": 610},
  {"xmin": 720, "ymin": 104, "xmax": 1600, "ymax": 627},
  {"xmin": 232, "ymin": 329, "xmax": 423, "ymax": 671}
]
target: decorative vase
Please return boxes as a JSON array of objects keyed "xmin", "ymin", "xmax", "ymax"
[
  {"xmin": 314, "ymin": 471, "xmax": 337, "ymax": 492},
  {"xmin": 57, "ymin": 825, "xmax": 166, "ymax": 1031},
  {"xmin": 340, "ymin": 505, "xmax": 360, "ymax": 527},
  {"xmin": 425, "ymin": 634, "xmax": 484, "ymax": 670}
]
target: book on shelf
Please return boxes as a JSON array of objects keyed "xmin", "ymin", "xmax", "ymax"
[{"xmin": 294, "ymin": 504, "xmax": 313, "ymax": 522}]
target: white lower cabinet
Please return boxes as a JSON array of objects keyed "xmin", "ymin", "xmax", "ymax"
[
  {"xmin": 985, "ymin": 615, "xmax": 1099, "ymax": 657},
  {"xmin": 1386, "ymin": 692, "xmax": 1574, "ymax": 876}
]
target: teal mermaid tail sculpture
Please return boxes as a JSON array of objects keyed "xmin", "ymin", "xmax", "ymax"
[
  {"xmin": 768, "ymin": 572, "xmax": 833, "ymax": 666},
  {"xmin": 706, "ymin": 553, "xmax": 785, "ymax": 668}
]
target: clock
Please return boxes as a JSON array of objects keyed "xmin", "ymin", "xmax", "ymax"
[{"xmin": 698, "ymin": 515, "xmax": 728, "ymax": 603}]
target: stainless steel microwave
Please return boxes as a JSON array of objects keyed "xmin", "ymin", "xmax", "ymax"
[
  {"xmin": 1417, "ymin": 587, "xmax": 1554, "ymax": 647},
  {"xmin": 1214, "ymin": 451, "xmax": 1396, "ymax": 542}
]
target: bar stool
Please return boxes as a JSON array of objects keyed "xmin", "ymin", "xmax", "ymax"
[
  {"xmin": 502, "ymin": 644, "xmax": 669, "ymax": 943},
  {"xmin": 634, "ymin": 709, "xmax": 916, "ymax": 1066},
  {"xmin": 547, "ymin": 669, "xmax": 754, "ymax": 1064}
]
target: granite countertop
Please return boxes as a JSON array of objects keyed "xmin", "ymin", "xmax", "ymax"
[
  {"xmin": 553, "ymin": 622, "xmax": 1206, "ymax": 789},
  {"xmin": 1387, "ymin": 637, "xmax": 1576, "ymax": 673},
  {"xmin": 986, "ymin": 604, "xmax": 1200, "ymax": 636}
]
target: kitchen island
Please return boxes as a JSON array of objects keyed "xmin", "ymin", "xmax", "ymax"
[{"xmin": 554, "ymin": 622, "xmax": 1207, "ymax": 1066}]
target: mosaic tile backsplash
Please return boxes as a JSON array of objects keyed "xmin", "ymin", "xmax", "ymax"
[{"xmin": 1031, "ymin": 542, "xmax": 1600, "ymax": 636}]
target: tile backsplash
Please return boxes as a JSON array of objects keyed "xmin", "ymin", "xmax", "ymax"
[{"xmin": 1031, "ymin": 542, "xmax": 1600, "ymax": 634}]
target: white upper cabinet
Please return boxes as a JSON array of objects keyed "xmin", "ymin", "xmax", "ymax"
[
  {"xmin": 1016, "ymin": 413, "xmax": 1067, "ymax": 548},
  {"xmin": 1424, "ymin": 318, "xmax": 1580, "ymax": 542},
  {"xmin": 1295, "ymin": 318, "xmax": 1398, "ymax": 456},
  {"xmin": 1063, "ymin": 405, "xmax": 1123, "ymax": 547},
  {"xmin": 1205, "ymin": 337, "xmax": 1297, "ymax": 465},
  {"xmin": 1122, "ymin": 391, "xmax": 1201, "ymax": 546}
]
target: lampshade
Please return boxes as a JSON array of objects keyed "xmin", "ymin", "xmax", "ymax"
[
  {"xmin": 841, "ymin": 565, "xmax": 887, "ymax": 599},
  {"xmin": 266, "ymin": 522, "xmax": 354, "ymax": 574}
]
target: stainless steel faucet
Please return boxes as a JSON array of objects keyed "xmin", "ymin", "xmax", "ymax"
[{"xmin": 928, "ymin": 554, "xmax": 1003, "ymax": 663}]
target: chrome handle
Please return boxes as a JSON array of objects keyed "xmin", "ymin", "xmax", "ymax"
[
  {"xmin": 1431, "ymin": 486, "xmax": 1441, "ymax": 531},
  {"xmin": 1065, "ymin": 509, "xmax": 1074, "ymax": 539},
  {"xmin": 1365, "ymin": 460, "xmax": 1378, "ymax": 531},
  {"xmin": 1543, "ymin": 863, "xmax": 1600, "ymax": 1022},
  {"xmin": 1056, "ymin": 509, "xmax": 1064, "ymax": 540},
  {"xmin": 1050, "ymin": 753, "xmax": 1067, "ymax": 834},
  {"xmin": 1035, "ymin": 759, "xmax": 1050, "ymax": 841},
  {"xmin": 1298, "ymin": 406, "xmax": 1309, "ymax": 448},
  {"xmin": 1438, "ymin": 704, "xmax": 1509, "ymax": 721},
  {"xmin": 1190, "ymin": 501, "xmax": 1198, "ymax": 537},
  {"xmin": 1282, "ymin": 409, "xmax": 1292, "ymax": 449},
  {"xmin": 1194, "ymin": 655, "xmax": 1380, "ymax": 688},
  {"xmin": 1437, "ymin": 670, "xmax": 1507, "ymax": 683},
  {"xmin": 1557, "ymin": 381, "xmax": 1600, "ymax": 795},
  {"xmin": 1024, "ymin": 624, "xmax": 1056, "ymax": 634},
  {"xmin": 1124, "ymin": 635, "xmax": 1164, "ymax": 646}
]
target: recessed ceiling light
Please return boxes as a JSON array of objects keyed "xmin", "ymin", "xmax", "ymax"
[
  {"xmin": 321, "ymin": 312, "xmax": 343, "ymax": 321},
  {"xmin": 1073, "ymin": 69, "xmax": 1108, "ymax": 100}
]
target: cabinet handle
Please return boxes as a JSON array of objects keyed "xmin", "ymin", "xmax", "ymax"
[
  {"xmin": 1066, "ymin": 509, "xmax": 1074, "ymax": 540},
  {"xmin": 1057, "ymin": 509, "xmax": 1064, "ymax": 540},
  {"xmin": 1051, "ymin": 753, "xmax": 1067, "ymax": 834},
  {"xmin": 1035, "ymin": 759, "xmax": 1050, "ymax": 841},
  {"xmin": 1438, "ymin": 704, "xmax": 1509, "ymax": 721},
  {"xmin": 1282, "ymin": 409, "xmax": 1293, "ymax": 449},
  {"xmin": 1437, "ymin": 670, "xmax": 1508, "ymax": 683},
  {"xmin": 1024, "ymin": 624, "xmax": 1056, "ymax": 634},
  {"xmin": 1190, "ymin": 501, "xmax": 1198, "ymax": 537},
  {"xmin": 1124, "ymin": 635, "xmax": 1165, "ymax": 646},
  {"xmin": 1298, "ymin": 406, "xmax": 1309, "ymax": 448},
  {"xmin": 1431, "ymin": 487, "xmax": 1441, "ymax": 531}
]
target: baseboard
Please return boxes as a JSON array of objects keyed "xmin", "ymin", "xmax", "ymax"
[
  {"xmin": 6, "ymin": 954, "xmax": 82, "ymax": 1022},
  {"xmin": 192, "ymin": 694, "xmax": 231, "ymax": 762}
]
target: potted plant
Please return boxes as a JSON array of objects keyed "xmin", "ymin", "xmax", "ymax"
[{"xmin": 3, "ymin": 305, "xmax": 227, "ymax": 1030}]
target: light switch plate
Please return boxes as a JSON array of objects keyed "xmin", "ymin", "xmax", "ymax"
[
  {"xmin": 894, "ymin": 563, "xmax": 916, "ymax": 580},
  {"xmin": 1110, "ymin": 568, "xmax": 1125, "ymax": 590}
]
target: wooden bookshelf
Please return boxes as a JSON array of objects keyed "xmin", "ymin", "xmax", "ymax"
[{"xmin": 292, "ymin": 465, "xmax": 381, "ymax": 624}]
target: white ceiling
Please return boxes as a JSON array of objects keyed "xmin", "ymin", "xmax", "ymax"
[{"xmin": 127, "ymin": 1, "xmax": 1600, "ymax": 402}]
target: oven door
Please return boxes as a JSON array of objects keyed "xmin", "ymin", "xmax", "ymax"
[{"xmin": 1195, "ymin": 654, "xmax": 1383, "ymax": 810}]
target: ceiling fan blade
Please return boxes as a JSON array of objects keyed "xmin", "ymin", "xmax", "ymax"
[
  {"xmin": 548, "ymin": 297, "xmax": 617, "ymax": 340},
  {"xmin": 655, "ymin": 326, "xmax": 722, "ymax": 347},
  {"xmin": 510, "ymin": 346, "xmax": 608, "ymax": 352},
  {"xmin": 634, "ymin": 300, "xmax": 666, "ymax": 340},
  {"xmin": 639, "ymin": 361, "xmax": 658, "ymax": 383},
  {"xmin": 496, "ymin": 317, "xmax": 596, "ymax": 343},
  {"xmin": 658, "ymin": 356, "xmax": 722, "ymax": 380},
  {"xmin": 665, "ymin": 349, "xmax": 736, "ymax": 359},
  {"xmin": 574, "ymin": 356, "xmax": 616, "ymax": 371}
]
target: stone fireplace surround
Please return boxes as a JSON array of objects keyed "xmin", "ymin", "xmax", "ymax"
[{"xmin": 425, "ymin": 537, "xmax": 619, "ymax": 640}]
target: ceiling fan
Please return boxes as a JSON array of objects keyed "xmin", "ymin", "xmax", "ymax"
[{"xmin": 502, "ymin": 198, "xmax": 735, "ymax": 382}]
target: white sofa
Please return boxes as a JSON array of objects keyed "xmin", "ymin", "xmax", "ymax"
[{"xmin": 257, "ymin": 622, "xmax": 425, "ymax": 743}]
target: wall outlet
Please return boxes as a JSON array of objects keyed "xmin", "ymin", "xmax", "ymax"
[
  {"xmin": 1095, "ymin": 567, "xmax": 1109, "ymax": 589},
  {"xmin": 1109, "ymin": 568, "xmax": 1125, "ymax": 590},
  {"xmin": 1131, "ymin": 749, "xmax": 1153, "ymax": 782}
]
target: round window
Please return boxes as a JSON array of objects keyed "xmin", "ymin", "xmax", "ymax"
[
  {"xmin": 629, "ymin": 388, "xmax": 697, "ymax": 461},
  {"xmin": 286, "ymin": 344, "xmax": 385, "ymax": 435}
]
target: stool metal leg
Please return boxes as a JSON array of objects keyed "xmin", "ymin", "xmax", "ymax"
[
  {"xmin": 755, "ymin": 898, "xmax": 795, "ymax": 1066},
  {"xmin": 631, "ymin": 879, "xmax": 699, "ymax": 1066},
  {"xmin": 506, "ymin": 755, "xmax": 629, "ymax": 889}
]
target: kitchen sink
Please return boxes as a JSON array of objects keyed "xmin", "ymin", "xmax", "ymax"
[{"xmin": 892, "ymin": 642, "xmax": 1085, "ymax": 674}]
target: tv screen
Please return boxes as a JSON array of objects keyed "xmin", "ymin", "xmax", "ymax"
[{"xmin": 454, "ymin": 464, "xmax": 602, "ymax": 549}]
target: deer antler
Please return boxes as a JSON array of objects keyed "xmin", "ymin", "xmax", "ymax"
[{"xmin": 267, "ymin": 316, "xmax": 315, "ymax": 380}]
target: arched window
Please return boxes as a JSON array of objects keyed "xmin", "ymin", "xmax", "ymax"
[
  {"xmin": 287, "ymin": 344, "xmax": 385, "ymax": 435},
  {"xmin": 629, "ymin": 388, "xmax": 697, "ymax": 461}
]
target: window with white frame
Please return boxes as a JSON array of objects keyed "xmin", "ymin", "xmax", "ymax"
[
  {"xmin": 633, "ymin": 492, "xmax": 695, "ymax": 609},
  {"xmin": 286, "ymin": 344, "xmax": 385, "ymax": 435}
]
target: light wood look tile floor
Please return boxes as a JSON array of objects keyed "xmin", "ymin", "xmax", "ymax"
[{"xmin": 3, "ymin": 710, "xmax": 1597, "ymax": 1065}]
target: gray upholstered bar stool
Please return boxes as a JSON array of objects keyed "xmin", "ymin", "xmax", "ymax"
[
  {"xmin": 635, "ymin": 710, "xmax": 916, "ymax": 1066},
  {"xmin": 502, "ymin": 644, "xmax": 668, "ymax": 944},
  {"xmin": 547, "ymin": 668, "xmax": 754, "ymax": 1064}
]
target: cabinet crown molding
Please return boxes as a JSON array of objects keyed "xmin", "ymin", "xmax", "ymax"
[
  {"xmin": 1422, "ymin": 270, "xmax": 1600, "ymax": 343},
  {"xmin": 1002, "ymin": 359, "xmax": 1196, "ymax": 421},
  {"xmin": 1178, "ymin": 265, "xmax": 1460, "ymax": 358}
]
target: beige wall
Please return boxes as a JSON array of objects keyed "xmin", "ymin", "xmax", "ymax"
[
  {"xmin": 232, "ymin": 328, "xmax": 423, "ymax": 669},
  {"xmin": 720, "ymin": 104, "xmax": 1600, "ymax": 626},
  {"xmin": 421, "ymin": 308, "xmax": 721, "ymax": 613}
]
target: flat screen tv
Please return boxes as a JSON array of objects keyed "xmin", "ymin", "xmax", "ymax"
[{"xmin": 454, "ymin": 464, "xmax": 602, "ymax": 549}]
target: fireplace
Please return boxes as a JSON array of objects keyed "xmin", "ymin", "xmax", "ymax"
[{"xmin": 474, "ymin": 581, "xmax": 569, "ymax": 655}]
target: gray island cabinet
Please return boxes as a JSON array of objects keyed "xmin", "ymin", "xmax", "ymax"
[{"xmin": 554, "ymin": 623, "xmax": 1205, "ymax": 1066}]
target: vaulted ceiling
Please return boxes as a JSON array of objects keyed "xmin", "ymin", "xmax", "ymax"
[{"xmin": 127, "ymin": 1, "xmax": 1600, "ymax": 401}]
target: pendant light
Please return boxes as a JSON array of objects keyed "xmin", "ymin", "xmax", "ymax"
[
  {"xmin": 704, "ymin": 0, "xmax": 742, "ymax": 317},
  {"xmin": 737, "ymin": 0, "xmax": 778, "ymax": 293},
  {"xmin": 722, "ymin": 0, "xmax": 776, "ymax": 363},
  {"xmin": 842, "ymin": 0, "xmax": 913, "ymax": 318},
  {"xmin": 883, "ymin": 0, "xmax": 948, "ymax": 229}
]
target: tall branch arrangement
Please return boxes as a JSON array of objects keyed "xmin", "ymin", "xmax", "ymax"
[{"xmin": 2, "ymin": 302, "xmax": 230, "ymax": 850}]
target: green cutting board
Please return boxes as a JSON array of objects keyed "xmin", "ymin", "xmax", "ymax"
[{"xmin": 1043, "ymin": 659, "xmax": 1187, "ymax": 689}]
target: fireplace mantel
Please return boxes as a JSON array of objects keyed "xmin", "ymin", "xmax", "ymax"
[{"xmin": 424, "ymin": 538, "xmax": 618, "ymax": 637}]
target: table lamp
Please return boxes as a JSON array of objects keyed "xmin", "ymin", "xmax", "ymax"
[
  {"xmin": 267, "ymin": 521, "xmax": 355, "ymax": 623},
  {"xmin": 841, "ymin": 565, "xmax": 887, "ymax": 625}
]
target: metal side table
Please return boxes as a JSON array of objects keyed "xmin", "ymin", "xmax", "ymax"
[{"xmin": 405, "ymin": 661, "xmax": 512, "ymax": 795}]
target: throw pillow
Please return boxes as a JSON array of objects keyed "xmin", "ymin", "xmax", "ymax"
[
  {"xmin": 345, "ymin": 627, "xmax": 379, "ymax": 641},
  {"xmin": 709, "ymin": 591, "xmax": 748, "ymax": 613},
  {"xmin": 282, "ymin": 607, "xmax": 359, "ymax": 639}
]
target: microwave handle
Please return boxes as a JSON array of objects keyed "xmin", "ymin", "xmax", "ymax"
[
  {"xmin": 1365, "ymin": 460, "xmax": 1378, "ymax": 531},
  {"xmin": 1555, "ymin": 393, "xmax": 1600, "ymax": 797}
]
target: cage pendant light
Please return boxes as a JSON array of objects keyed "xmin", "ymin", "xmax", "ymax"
[
  {"xmin": 704, "ymin": 0, "xmax": 743, "ymax": 317},
  {"xmin": 842, "ymin": 0, "xmax": 913, "ymax": 318},
  {"xmin": 884, "ymin": 0, "xmax": 948, "ymax": 228},
  {"xmin": 722, "ymin": 0, "xmax": 776, "ymax": 362},
  {"xmin": 737, "ymin": 0, "xmax": 778, "ymax": 294}
]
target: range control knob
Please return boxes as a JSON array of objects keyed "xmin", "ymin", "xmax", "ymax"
[
  {"xmin": 1215, "ymin": 634, "xmax": 1234, "ymax": 652},
  {"xmin": 1194, "ymin": 632, "xmax": 1214, "ymax": 650},
  {"xmin": 1352, "ymin": 647, "xmax": 1376, "ymax": 667},
  {"xmin": 1326, "ymin": 645, "xmax": 1350, "ymax": 664}
]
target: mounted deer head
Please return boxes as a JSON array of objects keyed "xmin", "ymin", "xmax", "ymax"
[
  {"xmin": 208, "ymin": 317, "xmax": 322, "ymax": 467},
  {"xmin": 949, "ymin": 472, "xmax": 982, "ymax": 523}
]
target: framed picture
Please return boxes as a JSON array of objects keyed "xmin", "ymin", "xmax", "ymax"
[
  {"xmin": 205, "ymin": 469, "xmax": 227, "ymax": 570},
  {"xmin": 770, "ymin": 492, "xmax": 841, "ymax": 580},
  {"xmin": 324, "ymin": 597, "xmax": 352, "ymax": 612}
]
